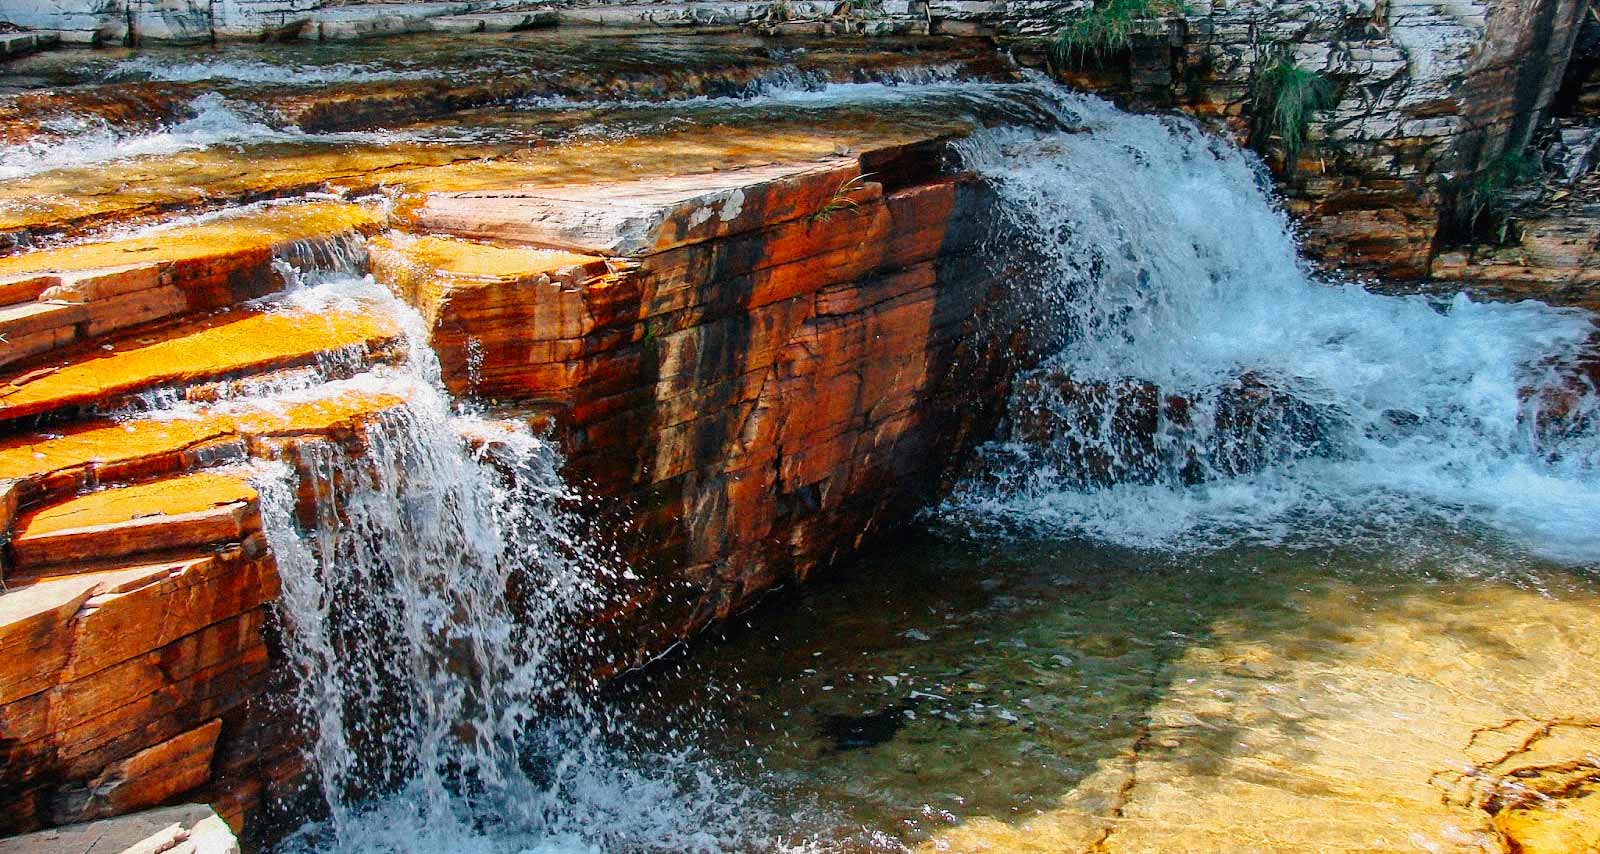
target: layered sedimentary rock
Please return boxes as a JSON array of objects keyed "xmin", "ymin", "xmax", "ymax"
[
  {"xmin": 0, "ymin": 205, "xmax": 410, "ymax": 835},
  {"xmin": 0, "ymin": 104, "xmax": 1033, "ymax": 839},
  {"xmin": 1032, "ymin": 0, "xmax": 1591, "ymax": 281},
  {"xmin": 1431, "ymin": 172, "xmax": 1600, "ymax": 309},
  {"xmin": 378, "ymin": 145, "xmax": 1030, "ymax": 658}
]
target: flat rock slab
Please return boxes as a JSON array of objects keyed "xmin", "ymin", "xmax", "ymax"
[
  {"xmin": 0, "ymin": 201, "xmax": 382, "ymax": 371},
  {"xmin": 378, "ymin": 234, "xmax": 611, "ymax": 285},
  {"xmin": 11, "ymin": 472, "xmax": 260, "ymax": 573},
  {"xmin": 0, "ymin": 803, "xmax": 237, "ymax": 853},
  {"xmin": 0, "ymin": 33, "xmax": 60, "ymax": 61},
  {"xmin": 412, "ymin": 159, "xmax": 864, "ymax": 256},
  {"xmin": 0, "ymin": 307, "xmax": 400, "ymax": 424},
  {"xmin": 0, "ymin": 391, "xmax": 404, "ymax": 488},
  {"xmin": 0, "ymin": 201, "xmax": 380, "ymax": 282}
]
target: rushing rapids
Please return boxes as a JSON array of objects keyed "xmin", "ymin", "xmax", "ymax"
[
  {"xmin": 943, "ymin": 88, "xmax": 1600, "ymax": 564},
  {"xmin": 0, "ymin": 33, "xmax": 1597, "ymax": 854}
]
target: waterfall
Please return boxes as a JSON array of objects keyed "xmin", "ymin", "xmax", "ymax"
[
  {"xmin": 202, "ymin": 267, "xmax": 796, "ymax": 854},
  {"xmin": 942, "ymin": 88, "xmax": 1600, "ymax": 564}
]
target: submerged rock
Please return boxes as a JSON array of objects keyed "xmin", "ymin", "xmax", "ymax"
[{"xmin": 997, "ymin": 369, "xmax": 1336, "ymax": 488}]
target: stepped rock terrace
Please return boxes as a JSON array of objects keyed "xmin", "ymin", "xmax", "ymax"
[
  {"xmin": 0, "ymin": 19, "xmax": 1596, "ymax": 854},
  {"xmin": 0, "ymin": 33, "xmax": 1046, "ymax": 845}
]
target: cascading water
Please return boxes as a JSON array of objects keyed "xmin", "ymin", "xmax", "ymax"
[
  {"xmin": 173, "ymin": 265, "xmax": 800, "ymax": 854},
  {"xmin": 17, "ymin": 53, "xmax": 1593, "ymax": 848},
  {"xmin": 941, "ymin": 87, "xmax": 1600, "ymax": 564}
]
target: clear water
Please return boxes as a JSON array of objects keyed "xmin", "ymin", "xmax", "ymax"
[
  {"xmin": 17, "ymin": 57, "xmax": 1592, "ymax": 850},
  {"xmin": 631, "ymin": 530, "xmax": 1600, "ymax": 852}
]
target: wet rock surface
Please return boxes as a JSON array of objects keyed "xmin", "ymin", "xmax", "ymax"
[
  {"xmin": 0, "ymin": 32, "xmax": 1036, "ymax": 841},
  {"xmin": 0, "ymin": 19, "xmax": 1594, "ymax": 852},
  {"xmin": 372, "ymin": 149, "xmax": 1030, "ymax": 662},
  {"xmin": 641, "ymin": 534, "xmax": 1600, "ymax": 854}
]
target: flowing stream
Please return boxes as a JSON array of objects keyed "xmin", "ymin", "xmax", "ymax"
[
  {"xmin": 17, "ymin": 51, "xmax": 1593, "ymax": 850},
  {"xmin": 941, "ymin": 87, "xmax": 1600, "ymax": 564}
]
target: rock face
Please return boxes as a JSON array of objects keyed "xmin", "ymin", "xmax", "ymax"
[
  {"xmin": 0, "ymin": 201, "xmax": 415, "ymax": 836},
  {"xmin": 377, "ymin": 148, "xmax": 1030, "ymax": 658},
  {"xmin": 1031, "ymin": 0, "xmax": 1590, "ymax": 282},
  {"xmin": 0, "ymin": 97, "xmax": 1032, "ymax": 837}
]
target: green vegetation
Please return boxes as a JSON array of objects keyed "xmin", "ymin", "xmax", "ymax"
[
  {"xmin": 1250, "ymin": 54, "xmax": 1338, "ymax": 163},
  {"xmin": 1051, "ymin": 0, "xmax": 1185, "ymax": 65},
  {"xmin": 1459, "ymin": 149, "xmax": 1541, "ymax": 242},
  {"xmin": 810, "ymin": 173, "xmax": 874, "ymax": 224}
]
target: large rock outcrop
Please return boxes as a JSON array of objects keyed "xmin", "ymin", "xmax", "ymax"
[
  {"xmin": 374, "ymin": 146, "xmax": 1030, "ymax": 660},
  {"xmin": 0, "ymin": 117, "xmax": 1034, "ymax": 837}
]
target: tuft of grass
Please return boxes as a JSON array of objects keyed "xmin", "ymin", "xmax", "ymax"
[
  {"xmin": 1460, "ymin": 149, "xmax": 1541, "ymax": 242},
  {"xmin": 1051, "ymin": 0, "xmax": 1185, "ymax": 65},
  {"xmin": 811, "ymin": 173, "xmax": 875, "ymax": 224},
  {"xmin": 1251, "ymin": 55, "xmax": 1337, "ymax": 163}
]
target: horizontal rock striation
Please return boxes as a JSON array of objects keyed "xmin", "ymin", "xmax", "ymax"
[
  {"xmin": 0, "ymin": 112, "xmax": 1035, "ymax": 840},
  {"xmin": 0, "ymin": 202, "xmax": 416, "ymax": 836},
  {"xmin": 378, "ymin": 144, "xmax": 1034, "ymax": 663}
]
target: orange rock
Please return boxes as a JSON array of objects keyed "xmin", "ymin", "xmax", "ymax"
[
  {"xmin": 0, "ymin": 307, "xmax": 400, "ymax": 424},
  {"xmin": 369, "ymin": 233, "xmax": 624, "ymax": 397},
  {"xmin": 0, "ymin": 202, "xmax": 384, "ymax": 369},
  {"xmin": 1495, "ymin": 783, "xmax": 1600, "ymax": 854},
  {"xmin": 0, "ymin": 546, "xmax": 278, "ymax": 833},
  {"xmin": 10, "ymin": 473, "xmax": 260, "ymax": 574},
  {"xmin": 0, "ymin": 201, "xmax": 380, "ymax": 282},
  {"xmin": 0, "ymin": 391, "xmax": 404, "ymax": 492},
  {"xmin": 411, "ymin": 160, "xmax": 870, "ymax": 256},
  {"xmin": 0, "ymin": 547, "xmax": 278, "ymax": 706},
  {"xmin": 51, "ymin": 719, "xmax": 223, "ymax": 824},
  {"xmin": 0, "ymin": 115, "xmax": 969, "ymax": 252}
]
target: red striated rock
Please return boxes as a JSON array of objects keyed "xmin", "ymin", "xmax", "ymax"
[
  {"xmin": 0, "ymin": 386, "xmax": 406, "ymax": 835},
  {"xmin": 0, "ymin": 201, "xmax": 384, "ymax": 371},
  {"xmin": 0, "ymin": 307, "xmax": 400, "ymax": 426},
  {"xmin": 50, "ymin": 719, "xmax": 224, "ymax": 825},
  {"xmin": 379, "ymin": 149, "xmax": 1028, "ymax": 665},
  {"xmin": 9, "ymin": 474, "xmax": 261, "ymax": 575},
  {"xmin": 1431, "ymin": 190, "xmax": 1600, "ymax": 311}
]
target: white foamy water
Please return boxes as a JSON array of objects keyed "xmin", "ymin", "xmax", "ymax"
[
  {"xmin": 123, "ymin": 265, "xmax": 809, "ymax": 854},
  {"xmin": 0, "ymin": 93, "xmax": 422, "ymax": 181},
  {"xmin": 941, "ymin": 87, "xmax": 1600, "ymax": 563},
  {"xmin": 109, "ymin": 55, "xmax": 441, "ymax": 85},
  {"xmin": 510, "ymin": 63, "xmax": 1018, "ymax": 114}
]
